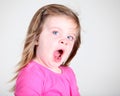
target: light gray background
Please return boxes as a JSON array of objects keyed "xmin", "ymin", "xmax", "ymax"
[{"xmin": 0, "ymin": 0, "xmax": 120, "ymax": 96}]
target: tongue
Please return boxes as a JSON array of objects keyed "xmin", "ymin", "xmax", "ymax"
[{"xmin": 53, "ymin": 50, "xmax": 62, "ymax": 62}]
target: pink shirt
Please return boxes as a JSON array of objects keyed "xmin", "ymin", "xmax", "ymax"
[{"xmin": 15, "ymin": 61, "xmax": 80, "ymax": 96}]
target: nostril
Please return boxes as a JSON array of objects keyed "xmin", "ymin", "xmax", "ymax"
[
  {"xmin": 61, "ymin": 41, "xmax": 67, "ymax": 45},
  {"xmin": 61, "ymin": 41, "xmax": 64, "ymax": 44},
  {"xmin": 59, "ymin": 39, "xmax": 67, "ymax": 45}
]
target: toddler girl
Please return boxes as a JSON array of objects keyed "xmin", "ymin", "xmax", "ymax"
[{"xmin": 14, "ymin": 4, "xmax": 81, "ymax": 96}]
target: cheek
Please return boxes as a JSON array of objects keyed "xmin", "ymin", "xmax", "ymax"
[
  {"xmin": 70, "ymin": 42, "xmax": 74, "ymax": 50},
  {"xmin": 66, "ymin": 43, "xmax": 74, "ymax": 55},
  {"xmin": 36, "ymin": 46, "xmax": 43, "ymax": 55}
]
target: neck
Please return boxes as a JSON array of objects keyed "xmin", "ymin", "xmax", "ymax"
[{"xmin": 33, "ymin": 58, "xmax": 62, "ymax": 74}]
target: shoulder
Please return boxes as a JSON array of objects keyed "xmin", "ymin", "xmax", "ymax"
[
  {"xmin": 16, "ymin": 61, "xmax": 45, "ymax": 84},
  {"xmin": 15, "ymin": 61, "xmax": 45, "ymax": 95},
  {"xmin": 60, "ymin": 66, "xmax": 76, "ymax": 79},
  {"xmin": 17, "ymin": 61, "xmax": 45, "ymax": 80},
  {"xmin": 61, "ymin": 66, "xmax": 74, "ymax": 74}
]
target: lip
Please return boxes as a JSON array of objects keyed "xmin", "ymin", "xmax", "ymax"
[{"xmin": 53, "ymin": 48, "xmax": 65, "ymax": 63}]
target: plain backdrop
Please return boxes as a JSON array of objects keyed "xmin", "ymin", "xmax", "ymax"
[{"xmin": 0, "ymin": 0, "xmax": 120, "ymax": 96}]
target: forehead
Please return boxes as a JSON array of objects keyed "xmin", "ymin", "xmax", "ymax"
[{"xmin": 43, "ymin": 15, "xmax": 78, "ymax": 34}]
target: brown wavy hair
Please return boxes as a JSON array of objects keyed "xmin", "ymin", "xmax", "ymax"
[{"xmin": 11, "ymin": 4, "xmax": 81, "ymax": 91}]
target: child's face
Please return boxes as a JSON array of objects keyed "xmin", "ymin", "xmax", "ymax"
[{"xmin": 35, "ymin": 15, "xmax": 78, "ymax": 68}]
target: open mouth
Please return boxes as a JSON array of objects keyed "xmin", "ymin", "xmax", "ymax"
[
  {"xmin": 53, "ymin": 49, "xmax": 64, "ymax": 62},
  {"xmin": 58, "ymin": 49, "xmax": 64, "ymax": 57}
]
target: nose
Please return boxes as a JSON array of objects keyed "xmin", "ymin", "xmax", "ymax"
[{"xmin": 59, "ymin": 39, "xmax": 68, "ymax": 45}]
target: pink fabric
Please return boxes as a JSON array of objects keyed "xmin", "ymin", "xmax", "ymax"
[{"xmin": 15, "ymin": 61, "xmax": 80, "ymax": 96}]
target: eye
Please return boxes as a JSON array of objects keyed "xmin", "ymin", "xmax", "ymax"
[
  {"xmin": 67, "ymin": 35, "xmax": 74, "ymax": 41},
  {"xmin": 52, "ymin": 31, "xmax": 59, "ymax": 35}
]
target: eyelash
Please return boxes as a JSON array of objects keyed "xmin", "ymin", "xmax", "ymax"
[
  {"xmin": 67, "ymin": 35, "xmax": 74, "ymax": 41},
  {"xmin": 52, "ymin": 31, "xmax": 59, "ymax": 35},
  {"xmin": 52, "ymin": 31, "xmax": 74, "ymax": 41}
]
